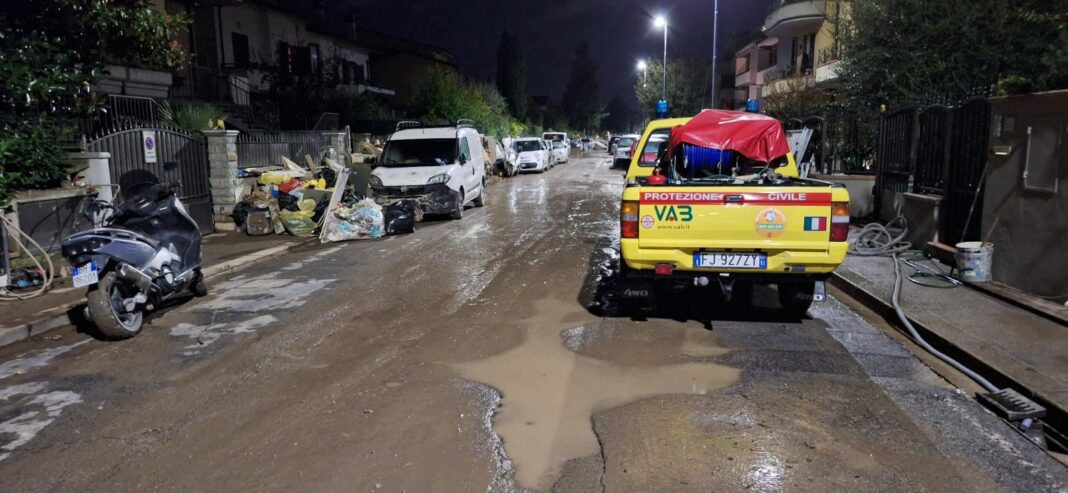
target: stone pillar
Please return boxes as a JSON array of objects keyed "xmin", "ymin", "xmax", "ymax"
[
  {"xmin": 67, "ymin": 152, "xmax": 113, "ymax": 203},
  {"xmin": 204, "ymin": 129, "xmax": 241, "ymax": 232},
  {"xmin": 323, "ymin": 130, "xmax": 350, "ymax": 165}
]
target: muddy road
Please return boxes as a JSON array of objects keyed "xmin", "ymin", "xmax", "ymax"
[{"xmin": 1, "ymin": 155, "xmax": 1065, "ymax": 492}]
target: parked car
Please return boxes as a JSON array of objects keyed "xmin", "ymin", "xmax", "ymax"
[
  {"xmin": 612, "ymin": 134, "xmax": 640, "ymax": 168},
  {"xmin": 513, "ymin": 137, "xmax": 552, "ymax": 173},
  {"xmin": 484, "ymin": 135, "xmax": 516, "ymax": 177},
  {"xmin": 371, "ymin": 121, "xmax": 486, "ymax": 219},
  {"xmin": 550, "ymin": 140, "xmax": 569, "ymax": 164}
]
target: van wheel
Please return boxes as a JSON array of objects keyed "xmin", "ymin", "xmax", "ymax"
[
  {"xmin": 474, "ymin": 181, "xmax": 486, "ymax": 207},
  {"xmin": 778, "ymin": 281, "xmax": 815, "ymax": 318},
  {"xmin": 451, "ymin": 190, "xmax": 464, "ymax": 219}
]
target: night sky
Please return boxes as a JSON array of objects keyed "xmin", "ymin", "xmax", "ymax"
[{"xmin": 347, "ymin": 0, "xmax": 773, "ymax": 108}]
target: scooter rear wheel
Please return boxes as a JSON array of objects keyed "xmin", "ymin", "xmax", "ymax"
[
  {"xmin": 87, "ymin": 271, "xmax": 144, "ymax": 339},
  {"xmin": 190, "ymin": 268, "xmax": 208, "ymax": 297}
]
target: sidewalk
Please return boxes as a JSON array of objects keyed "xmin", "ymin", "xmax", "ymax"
[
  {"xmin": 0, "ymin": 232, "xmax": 309, "ymax": 347},
  {"xmin": 832, "ymin": 253, "xmax": 1068, "ymax": 422}
]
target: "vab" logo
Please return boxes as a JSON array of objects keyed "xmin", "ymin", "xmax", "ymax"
[{"xmin": 654, "ymin": 205, "xmax": 693, "ymax": 222}]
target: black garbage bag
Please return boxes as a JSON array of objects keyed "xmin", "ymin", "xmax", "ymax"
[
  {"xmin": 383, "ymin": 200, "xmax": 416, "ymax": 235},
  {"xmin": 316, "ymin": 168, "xmax": 337, "ymax": 186},
  {"xmin": 311, "ymin": 198, "xmax": 330, "ymax": 223},
  {"xmin": 232, "ymin": 202, "xmax": 256, "ymax": 230},
  {"xmin": 277, "ymin": 193, "xmax": 300, "ymax": 211}
]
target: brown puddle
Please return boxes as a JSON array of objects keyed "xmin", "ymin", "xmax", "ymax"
[{"xmin": 453, "ymin": 296, "xmax": 740, "ymax": 490}]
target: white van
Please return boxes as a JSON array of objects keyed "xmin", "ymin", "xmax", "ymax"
[
  {"xmin": 542, "ymin": 132, "xmax": 569, "ymax": 164},
  {"xmin": 371, "ymin": 121, "xmax": 486, "ymax": 219}
]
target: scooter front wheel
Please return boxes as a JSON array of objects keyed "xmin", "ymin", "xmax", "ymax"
[{"xmin": 87, "ymin": 271, "xmax": 144, "ymax": 339}]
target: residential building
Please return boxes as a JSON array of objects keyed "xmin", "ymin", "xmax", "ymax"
[
  {"xmin": 733, "ymin": 0, "xmax": 849, "ymax": 109},
  {"xmin": 94, "ymin": 0, "xmax": 457, "ymax": 128}
]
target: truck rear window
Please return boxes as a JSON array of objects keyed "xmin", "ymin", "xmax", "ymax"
[{"xmin": 639, "ymin": 129, "xmax": 671, "ymax": 167}]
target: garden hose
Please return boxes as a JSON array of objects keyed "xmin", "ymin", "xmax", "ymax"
[{"xmin": 0, "ymin": 213, "xmax": 55, "ymax": 301}]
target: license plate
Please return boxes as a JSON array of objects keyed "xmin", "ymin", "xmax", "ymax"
[
  {"xmin": 72, "ymin": 262, "xmax": 99, "ymax": 288},
  {"xmin": 693, "ymin": 252, "xmax": 767, "ymax": 269}
]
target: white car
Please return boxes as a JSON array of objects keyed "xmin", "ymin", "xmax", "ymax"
[
  {"xmin": 513, "ymin": 137, "xmax": 552, "ymax": 173},
  {"xmin": 371, "ymin": 121, "xmax": 486, "ymax": 219},
  {"xmin": 550, "ymin": 140, "xmax": 569, "ymax": 164},
  {"xmin": 612, "ymin": 134, "xmax": 640, "ymax": 168}
]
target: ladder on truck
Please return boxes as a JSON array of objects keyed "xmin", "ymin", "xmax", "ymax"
[{"xmin": 785, "ymin": 127, "xmax": 814, "ymax": 178}]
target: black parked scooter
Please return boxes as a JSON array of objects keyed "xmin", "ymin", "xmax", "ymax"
[{"xmin": 62, "ymin": 181, "xmax": 207, "ymax": 339}]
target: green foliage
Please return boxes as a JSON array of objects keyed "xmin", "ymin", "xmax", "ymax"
[
  {"xmin": 561, "ymin": 42, "xmax": 603, "ymax": 131},
  {"xmin": 0, "ymin": 0, "xmax": 189, "ymax": 116},
  {"xmin": 634, "ymin": 58, "xmax": 711, "ymax": 119},
  {"xmin": 496, "ymin": 31, "xmax": 528, "ymax": 119},
  {"xmin": 412, "ymin": 69, "xmax": 516, "ymax": 137},
  {"xmin": 0, "ymin": 0, "xmax": 187, "ymax": 201},
  {"xmin": 839, "ymin": 0, "xmax": 1067, "ymax": 107},
  {"xmin": 762, "ymin": 77, "xmax": 831, "ymax": 120},
  {"xmin": 0, "ymin": 118, "xmax": 70, "ymax": 205},
  {"xmin": 160, "ymin": 102, "xmax": 224, "ymax": 132},
  {"xmin": 601, "ymin": 96, "xmax": 638, "ymax": 133}
]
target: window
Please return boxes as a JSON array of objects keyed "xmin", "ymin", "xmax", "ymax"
[
  {"xmin": 639, "ymin": 129, "xmax": 671, "ymax": 167},
  {"xmin": 309, "ymin": 44, "xmax": 320, "ymax": 72},
  {"xmin": 459, "ymin": 137, "xmax": 471, "ymax": 162},
  {"xmin": 291, "ymin": 46, "xmax": 312, "ymax": 76},
  {"xmin": 380, "ymin": 139, "xmax": 458, "ymax": 167},
  {"xmin": 231, "ymin": 32, "xmax": 250, "ymax": 68}
]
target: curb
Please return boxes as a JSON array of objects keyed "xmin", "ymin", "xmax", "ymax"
[
  {"xmin": 829, "ymin": 271, "xmax": 1068, "ymax": 437},
  {"xmin": 0, "ymin": 238, "xmax": 313, "ymax": 349}
]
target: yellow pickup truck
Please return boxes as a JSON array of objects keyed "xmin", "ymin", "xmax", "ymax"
[{"xmin": 618, "ymin": 110, "xmax": 850, "ymax": 316}]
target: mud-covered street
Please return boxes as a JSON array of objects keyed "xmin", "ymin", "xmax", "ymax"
[{"xmin": 1, "ymin": 155, "xmax": 1065, "ymax": 492}]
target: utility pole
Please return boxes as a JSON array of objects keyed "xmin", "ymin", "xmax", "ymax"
[{"xmin": 710, "ymin": 0, "xmax": 719, "ymax": 109}]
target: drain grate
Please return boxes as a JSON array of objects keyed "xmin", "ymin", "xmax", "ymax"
[{"xmin": 978, "ymin": 388, "xmax": 1046, "ymax": 421}]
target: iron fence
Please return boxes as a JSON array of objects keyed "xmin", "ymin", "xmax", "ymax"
[
  {"xmin": 873, "ymin": 98, "xmax": 991, "ymax": 244},
  {"xmin": 236, "ymin": 131, "xmax": 331, "ymax": 169}
]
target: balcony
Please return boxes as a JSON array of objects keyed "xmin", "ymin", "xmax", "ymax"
[
  {"xmin": 764, "ymin": 0, "xmax": 826, "ymax": 38},
  {"xmin": 735, "ymin": 70, "xmax": 753, "ymax": 87}
]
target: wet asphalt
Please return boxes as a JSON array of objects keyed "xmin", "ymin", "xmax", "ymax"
[{"xmin": 0, "ymin": 154, "xmax": 1065, "ymax": 492}]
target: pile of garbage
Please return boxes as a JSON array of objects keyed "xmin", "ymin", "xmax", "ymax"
[{"xmin": 232, "ymin": 150, "xmax": 413, "ymax": 243}]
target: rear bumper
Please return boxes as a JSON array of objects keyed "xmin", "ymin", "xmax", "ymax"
[{"xmin": 620, "ymin": 239, "xmax": 847, "ymax": 279}]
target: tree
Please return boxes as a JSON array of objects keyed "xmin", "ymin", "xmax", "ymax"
[
  {"xmin": 633, "ymin": 58, "xmax": 711, "ymax": 119},
  {"xmin": 0, "ymin": 0, "xmax": 188, "ymax": 203},
  {"xmin": 412, "ymin": 69, "xmax": 514, "ymax": 137},
  {"xmin": 839, "ymin": 0, "xmax": 1068, "ymax": 108},
  {"xmin": 496, "ymin": 32, "xmax": 528, "ymax": 119},
  {"xmin": 601, "ymin": 96, "xmax": 637, "ymax": 133},
  {"xmin": 561, "ymin": 42, "xmax": 603, "ymax": 131}
]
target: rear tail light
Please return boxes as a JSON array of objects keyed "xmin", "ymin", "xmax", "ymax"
[
  {"xmin": 654, "ymin": 263, "xmax": 674, "ymax": 276},
  {"xmin": 830, "ymin": 201, "xmax": 850, "ymax": 242},
  {"xmin": 627, "ymin": 141, "xmax": 638, "ymax": 157},
  {"xmin": 621, "ymin": 200, "xmax": 639, "ymax": 239}
]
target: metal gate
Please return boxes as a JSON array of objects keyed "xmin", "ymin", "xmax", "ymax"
[
  {"xmin": 87, "ymin": 128, "xmax": 214, "ymax": 235},
  {"xmin": 874, "ymin": 98, "xmax": 990, "ymax": 245}
]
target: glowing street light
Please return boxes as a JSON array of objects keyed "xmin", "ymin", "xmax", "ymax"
[
  {"xmin": 653, "ymin": 15, "xmax": 668, "ymax": 101},
  {"xmin": 637, "ymin": 60, "xmax": 648, "ymax": 87}
]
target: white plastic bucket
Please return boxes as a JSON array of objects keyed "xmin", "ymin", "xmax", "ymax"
[{"xmin": 955, "ymin": 242, "xmax": 993, "ymax": 283}]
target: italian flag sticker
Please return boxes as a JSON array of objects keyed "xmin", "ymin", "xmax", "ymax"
[{"xmin": 804, "ymin": 216, "xmax": 827, "ymax": 231}]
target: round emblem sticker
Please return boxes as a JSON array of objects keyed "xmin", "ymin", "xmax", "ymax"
[
  {"xmin": 144, "ymin": 136, "xmax": 154, "ymax": 150},
  {"xmin": 640, "ymin": 215, "xmax": 655, "ymax": 229},
  {"xmin": 755, "ymin": 207, "xmax": 787, "ymax": 238}
]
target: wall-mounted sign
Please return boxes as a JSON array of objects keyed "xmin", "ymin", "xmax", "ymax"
[{"xmin": 142, "ymin": 131, "xmax": 158, "ymax": 164}]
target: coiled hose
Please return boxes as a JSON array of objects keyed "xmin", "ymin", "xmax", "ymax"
[
  {"xmin": 0, "ymin": 212, "xmax": 55, "ymax": 301},
  {"xmin": 847, "ymin": 216, "xmax": 997, "ymax": 392}
]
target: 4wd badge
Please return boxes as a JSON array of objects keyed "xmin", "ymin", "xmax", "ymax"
[{"xmin": 755, "ymin": 207, "xmax": 787, "ymax": 238}]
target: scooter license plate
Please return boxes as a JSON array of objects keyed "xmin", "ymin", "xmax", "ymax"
[{"xmin": 72, "ymin": 262, "xmax": 99, "ymax": 288}]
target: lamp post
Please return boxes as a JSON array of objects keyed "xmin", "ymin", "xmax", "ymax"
[
  {"xmin": 654, "ymin": 15, "xmax": 668, "ymax": 101},
  {"xmin": 637, "ymin": 60, "xmax": 648, "ymax": 87},
  {"xmin": 710, "ymin": 0, "xmax": 719, "ymax": 109}
]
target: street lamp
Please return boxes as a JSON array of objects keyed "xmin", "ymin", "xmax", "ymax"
[
  {"xmin": 637, "ymin": 60, "xmax": 648, "ymax": 87},
  {"xmin": 653, "ymin": 15, "xmax": 668, "ymax": 101}
]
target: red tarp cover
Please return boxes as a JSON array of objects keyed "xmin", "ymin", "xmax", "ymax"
[{"xmin": 664, "ymin": 109, "xmax": 791, "ymax": 163}]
